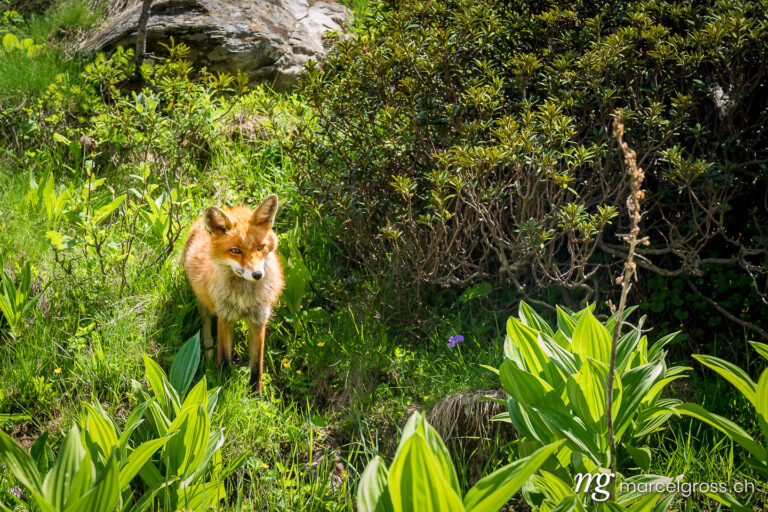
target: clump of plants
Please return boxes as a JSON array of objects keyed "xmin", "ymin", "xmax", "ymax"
[
  {"xmin": 0, "ymin": 333, "xmax": 243, "ymax": 511},
  {"xmin": 491, "ymin": 301, "xmax": 687, "ymax": 509}
]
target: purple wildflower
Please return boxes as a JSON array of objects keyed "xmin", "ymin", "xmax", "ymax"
[{"xmin": 447, "ymin": 334, "xmax": 465, "ymax": 348}]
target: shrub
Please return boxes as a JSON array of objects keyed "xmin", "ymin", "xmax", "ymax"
[{"xmin": 290, "ymin": 0, "xmax": 768, "ymax": 323}]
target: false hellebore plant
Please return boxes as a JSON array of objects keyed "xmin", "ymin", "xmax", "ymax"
[{"xmin": 489, "ymin": 302, "xmax": 688, "ymax": 509}]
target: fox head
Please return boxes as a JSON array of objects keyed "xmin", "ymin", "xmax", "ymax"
[{"xmin": 204, "ymin": 195, "xmax": 279, "ymax": 282}]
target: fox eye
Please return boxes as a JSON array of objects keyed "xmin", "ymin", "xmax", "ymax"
[
  {"xmin": 257, "ymin": 244, "xmax": 266, "ymax": 251},
  {"xmin": 230, "ymin": 248, "xmax": 242, "ymax": 254}
]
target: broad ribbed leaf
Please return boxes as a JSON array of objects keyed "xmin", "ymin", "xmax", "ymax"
[
  {"xmin": 143, "ymin": 355, "xmax": 169, "ymax": 412},
  {"xmin": 84, "ymin": 403, "xmax": 118, "ymax": 463},
  {"xmin": 566, "ymin": 359, "xmax": 620, "ymax": 437},
  {"xmin": 387, "ymin": 434, "xmax": 464, "ymax": 512},
  {"xmin": 180, "ymin": 377, "xmax": 208, "ymax": 412},
  {"xmin": 63, "ymin": 452, "xmax": 119, "ymax": 512},
  {"xmin": 556, "ymin": 306, "xmax": 576, "ymax": 340},
  {"xmin": 146, "ymin": 401, "xmax": 170, "ymax": 436},
  {"xmin": 626, "ymin": 494, "xmax": 662, "ymax": 512},
  {"xmin": 169, "ymin": 333, "xmax": 200, "ymax": 397},
  {"xmin": 694, "ymin": 354, "xmax": 757, "ymax": 407},
  {"xmin": 518, "ymin": 301, "xmax": 555, "ymax": 336},
  {"xmin": 605, "ymin": 305, "xmax": 638, "ymax": 335},
  {"xmin": 507, "ymin": 317, "xmax": 549, "ymax": 377},
  {"xmin": 189, "ymin": 427, "xmax": 225, "ymax": 485},
  {"xmin": 572, "ymin": 309, "xmax": 611, "ymax": 364},
  {"xmin": 357, "ymin": 456, "xmax": 395, "ymax": 512},
  {"xmin": 615, "ymin": 363, "xmax": 663, "ymax": 440},
  {"xmin": 750, "ymin": 342, "xmax": 768, "ymax": 362},
  {"xmin": 540, "ymin": 334, "xmax": 579, "ymax": 376},
  {"xmin": 500, "ymin": 361, "xmax": 555, "ymax": 407},
  {"xmin": 675, "ymin": 403, "xmax": 766, "ymax": 460},
  {"xmin": 507, "ymin": 397, "xmax": 555, "ymax": 444},
  {"xmin": 178, "ymin": 480, "xmax": 225, "ymax": 510},
  {"xmin": 118, "ymin": 400, "xmax": 151, "ymax": 452},
  {"xmin": 43, "ymin": 424, "xmax": 85, "ymax": 510},
  {"xmin": 463, "ymin": 440, "xmax": 563, "ymax": 512},
  {"xmin": 0, "ymin": 429, "xmax": 43, "ymax": 494},
  {"xmin": 529, "ymin": 470, "xmax": 574, "ymax": 503},
  {"xmin": 648, "ymin": 332, "xmax": 680, "ymax": 362},
  {"xmin": 119, "ymin": 433, "xmax": 175, "ymax": 491},
  {"xmin": 532, "ymin": 408, "xmax": 603, "ymax": 464},
  {"xmin": 30, "ymin": 431, "xmax": 54, "ymax": 474},
  {"xmin": 67, "ymin": 450, "xmax": 92, "ymax": 506},
  {"xmin": 166, "ymin": 404, "xmax": 209, "ymax": 479},
  {"xmin": 756, "ymin": 370, "xmax": 768, "ymax": 442}
]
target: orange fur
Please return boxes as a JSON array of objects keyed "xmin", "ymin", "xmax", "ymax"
[{"xmin": 182, "ymin": 195, "xmax": 284, "ymax": 392}]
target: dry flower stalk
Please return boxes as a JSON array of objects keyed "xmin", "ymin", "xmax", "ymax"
[{"xmin": 606, "ymin": 110, "xmax": 645, "ymax": 500}]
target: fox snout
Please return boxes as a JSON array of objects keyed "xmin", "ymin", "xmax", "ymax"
[{"xmin": 230, "ymin": 261, "xmax": 266, "ymax": 281}]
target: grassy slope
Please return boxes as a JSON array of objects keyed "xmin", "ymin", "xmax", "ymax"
[{"xmin": 0, "ymin": 1, "xmax": 764, "ymax": 511}]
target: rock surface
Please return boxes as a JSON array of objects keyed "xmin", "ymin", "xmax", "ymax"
[{"xmin": 78, "ymin": 0, "xmax": 348, "ymax": 90}]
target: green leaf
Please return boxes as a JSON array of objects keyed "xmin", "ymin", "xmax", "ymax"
[
  {"xmin": 499, "ymin": 361, "xmax": 555, "ymax": 407},
  {"xmin": 750, "ymin": 342, "xmax": 768, "ymax": 362},
  {"xmin": 626, "ymin": 445, "xmax": 651, "ymax": 472},
  {"xmin": 166, "ymin": 404, "xmax": 209, "ymax": 479},
  {"xmin": 387, "ymin": 434, "xmax": 465, "ymax": 512},
  {"xmin": 518, "ymin": 301, "xmax": 555, "ymax": 336},
  {"xmin": 566, "ymin": 359, "xmax": 620, "ymax": 437},
  {"xmin": 625, "ymin": 493, "xmax": 662, "ymax": 512},
  {"xmin": 693, "ymin": 354, "xmax": 757, "ymax": 407},
  {"xmin": 0, "ymin": 429, "xmax": 44, "ymax": 495},
  {"xmin": 459, "ymin": 282, "xmax": 492, "ymax": 303},
  {"xmin": 756, "ymin": 370, "xmax": 768, "ymax": 442},
  {"xmin": 30, "ymin": 431, "xmax": 54, "ymax": 474},
  {"xmin": 615, "ymin": 363, "xmax": 663, "ymax": 440},
  {"xmin": 119, "ymin": 433, "xmax": 175, "ymax": 491},
  {"xmin": 177, "ymin": 479, "xmax": 225, "ymax": 510},
  {"xmin": 572, "ymin": 309, "xmax": 611, "ymax": 364},
  {"xmin": 532, "ymin": 408, "xmax": 603, "ymax": 464},
  {"xmin": 43, "ymin": 424, "xmax": 85, "ymax": 510},
  {"xmin": 63, "ymin": 452, "xmax": 119, "ymax": 512},
  {"xmin": 143, "ymin": 354, "xmax": 170, "ymax": 412},
  {"xmin": 84, "ymin": 403, "xmax": 119, "ymax": 463},
  {"xmin": 93, "ymin": 195, "xmax": 125, "ymax": 224},
  {"xmin": 118, "ymin": 400, "xmax": 151, "ymax": 452},
  {"xmin": 463, "ymin": 440, "xmax": 563, "ymax": 512},
  {"xmin": 127, "ymin": 478, "xmax": 177, "ymax": 512},
  {"xmin": 507, "ymin": 317, "xmax": 560, "ymax": 384},
  {"xmin": 675, "ymin": 403, "xmax": 766, "ymax": 460},
  {"xmin": 169, "ymin": 333, "xmax": 200, "ymax": 397},
  {"xmin": 357, "ymin": 456, "xmax": 395, "ymax": 512},
  {"xmin": 702, "ymin": 492, "xmax": 753, "ymax": 512},
  {"xmin": 556, "ymin": 306, "xmax": 576, "ymax": 340}
]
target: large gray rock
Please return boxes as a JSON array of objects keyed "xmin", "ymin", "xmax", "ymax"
[{"xmin": 78, "ymin": 0, "xmax": 348, "ymax": 90}]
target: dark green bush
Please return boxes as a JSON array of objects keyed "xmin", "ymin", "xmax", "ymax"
[{"xmin": 291, "ymin": 0, "xmax": 768, "ymax": 326}]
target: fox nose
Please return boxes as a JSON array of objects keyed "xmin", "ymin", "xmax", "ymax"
[{"xmin": 252, "ymin": 271, "xmax": 263, "ymax": 280}]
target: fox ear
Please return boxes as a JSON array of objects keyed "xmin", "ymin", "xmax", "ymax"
[
  {"xmin": 204, "ymin": 206, "xmax": 232, "ymax": 235},
  {"xmin": 251, "ymin": 194, "xmax": 279, "ymax": 227}
]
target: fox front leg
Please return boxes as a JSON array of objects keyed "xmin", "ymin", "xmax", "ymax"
[
  {"xmin": 247, "ymin": 322, "xmax": 267, "ymax": 393},
  {"xmin": 199, "ymin": 304, "xmax": 214, "ymax": 360},
  {"xmin": 217, "ymin": 318, "xmax": 234, "ymax": 377}
]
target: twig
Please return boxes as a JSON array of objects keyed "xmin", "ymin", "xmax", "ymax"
[
  {"xmin": 687, "ymin": 281, "xmax": 768, "ymax": 341},
  {"xmin": 606, "ymin": 111, "xmax": 646, "ymax": 500}
]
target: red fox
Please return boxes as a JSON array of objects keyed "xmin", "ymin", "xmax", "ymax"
[{"xmin": 182, "ymin": 195, "xmax": 284, "ymax": 392}]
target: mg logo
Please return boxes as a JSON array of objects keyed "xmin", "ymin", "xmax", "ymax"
[{"xmin": 573, "ymin": 472, "xmax": 615, "ymax": 502}]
